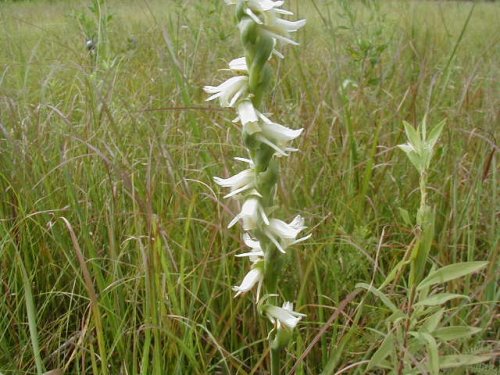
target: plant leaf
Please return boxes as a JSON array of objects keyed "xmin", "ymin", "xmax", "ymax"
[
  {"xmin": 367, "ymin": 334, "xmax": 394, "ymax": 370},
  {"xmin": 426, "ymin": 119, "xmax": 446, "ymax": 150},
  {"xmin": 410, "ymin": 332, "xmax": 439, "ymax": 375},
  {"xmin": 417, "ymin": 261, "xmax": 488, "ymax": 290},
  {"xmin": 356, "ymin": 283, "xmax": 403, "ymax": 316},
  {"xmin": 414, "ymin": 293, "xmax": 469, "ymax": 307},
  {"xmin": 379, "ymin": 257, "xmax": 411, "ymax": 290},
  {"xmin": 398, "ymin": 207, "xmax": 412, "ymax": 227},
  {"xmin": 403, "ymin": 121, "xmax": 421, "ymax": 149},
  {"xmin": 420, "ymin": 308, "xmax": 444, "ymax": 333},
  {"xmin": 433, "ymin": 326, "xmax": 482, "ymax": 341},
  {"xmin": 439, "ymin": 354, "xmax": 493, "ymax": 369}
]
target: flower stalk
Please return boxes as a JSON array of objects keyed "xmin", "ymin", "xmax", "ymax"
[{"xmin": 204, "ymin": 1, "xmax": 307, "ymax": 372}]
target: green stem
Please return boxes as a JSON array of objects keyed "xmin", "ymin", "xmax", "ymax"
[{"xmin": 271, "ymin": 346, "xmax": 280, "ymax": 375}]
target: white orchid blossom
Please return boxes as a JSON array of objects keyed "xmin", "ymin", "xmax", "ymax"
[
  {"xmin": 237, "ymin": 100, "xmax": 259, "ymax": 126},
  {"xmin": 233, "ymin": 107, "xmax": 303, "ymax": 156},
  {"xmin": 214, "ymin": 169, "xmax": 256, "ymax": 198},
  {"xmin": 204, "ymin": 75, "xmax": 249, "ymax": 107},
  {"xmin": 235, "ymin": 233, "xmax": 265, "ymax": 261},
  {"xmin": 256, "ymin": 111, "xmax": 303, "ymax": 155},
  {"xmin": 233, "ymin": 265, "xmax": 264, "ymax": 300},
  {"xmin": 260, "ymin": 16, "xmax": 306, "ymax": 46},
  {"xmin": 228, "ymin": 196, "xmax": 269, "ymax": 231},
  {"xmin": 228, "ymin": 56, "xmax": 248, "ymax": 72},
  {"xmin": 225, "ymin": 0, "xmax": 286, "ymax": 13},
  {"xmin": 225, "ymin": 0, "xmax": 305, "ymax": 47},
  {"xmin": 265, "ymin": 215, "xmax": 311, "ymax": 253},
  {"xmin": 265, "ymin": 301, "xmax": 306, "ymax": 329}
]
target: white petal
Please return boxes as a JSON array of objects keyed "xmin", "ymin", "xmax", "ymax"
[
  {"xmin": 214, "ymin": 169, "xmax": 253, "ymax": 188},
  {"xmin": 223, "ymin": 183, "xmax": 254, "ymax": 199},
  {"xmin": 269, "ymin": 218, "xmax": 303, "ymax": 239},
  {"xmin": 272, "ymin": 48, "xmax": 285, "ymax": 59},
  {"xmin": 237, "ymin": 100, "xmax": 258, "ymax": 126},
  {"xmin": 255, "ymin": 134, "xmax": 288, "ymax": 156},
  {"xmin": 234, "ymin": 157, "xmax": 255, "ymax": 167},
  {"xmin": 203, "ymin": 76, "xmax": 244, "ymax": 93},
  {"xmin": 233, "ymin": 268, "xmax": 262, "ymax": 297},
  {"xmin": 229, "ymin": 57, "xmax": 248, "ymax": 72},
  {"xmin": 240, "ymin": 197, "xmax": 260, "ymax": 231},
  {"xmin": 289, "ymin": 215, "xmax": 306, "ymax": 230},
  {"xmin": 245, "ymin": 8, "xmax": 263, "ymax": 24},
  {"xmin": 261, "ymin": 121, "xmax": 303, "ymax": 142},
  {"xmin": 265, "ymin": 304, "xmax": 305, "ymax": 329},
  {"xmin": 227, "ymin": 213, "xmax": 241, "ymax": 229},
  {"xmin": 283, "ymin": 301, "xmax": 294, "ymax": 311},
  {"xmin": 273, "ymin": 18, "xmax": 306, "ymax": 32},
  {"xmin": 204, "ymin": 76, "xmax": 248, "ymax": 108},
  {"xmin": 235, "ymin": 250, "xmax": 265, "ymax": 258},
  {"xmin": 266, "ymin": 231, "xmax": 286, "ymax": 253},
  {"xmin": 261, "ymin": 29, "xmax": 299, "ymax": 46},
  {"xmin": 243, "ymin": 233, "xmax": 262, "ymax": 250}
]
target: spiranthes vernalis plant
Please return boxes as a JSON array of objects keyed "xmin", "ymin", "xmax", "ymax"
[{"xmin": 204, "ymin": 1, "xmax": 308, "ymax": 372}]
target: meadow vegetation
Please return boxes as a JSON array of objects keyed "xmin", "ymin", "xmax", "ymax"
[{"xmin": 0, "ymin": 0, "xmax": 498, "ymax": 373}]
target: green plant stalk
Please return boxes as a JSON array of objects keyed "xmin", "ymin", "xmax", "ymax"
[
  {"xmin": 237, "ymin": 8, "xmax": 288, "ymax": 372},
  {"xmin": 410, "ymin": 170, "xmax": 428, "ymax": 289},
  {"xmin": 17, "ymin": 253, "xmax": 45, "ymax": 375}
]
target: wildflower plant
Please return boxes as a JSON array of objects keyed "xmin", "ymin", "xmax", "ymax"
[
  {"xmin": 204, "ymin": 0, "xmax": 308, "ymax": 372},
  {"xmin": 359, "ymin": 118, "xmax": 492, "ymax": 373}
]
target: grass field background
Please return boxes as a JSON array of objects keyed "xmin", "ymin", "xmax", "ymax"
[{"xmin": 0, "ymin": 0, "xmax": 498, "ymax": 373}]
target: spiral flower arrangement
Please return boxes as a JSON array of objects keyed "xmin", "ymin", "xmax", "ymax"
[{"xmin": 204, "ymin": 0, "xmax": 308, "ymax": 371}]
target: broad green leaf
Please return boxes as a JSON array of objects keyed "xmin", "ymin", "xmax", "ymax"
[
  {"xmin": 414, "ymin": 293, "xmax": 468, "ymax": 307},
  {"xmin": 367, "ymin": 334, "xmax": 394, "ymax": 370},
  {"xmin": 404, "ymin": 148, "xmax": 423, "ymax": 173},
  {"xmin": 379, "ymin": 257, "xmax": 411, "ymax": 290},
  {"xmin": 421, "ymin": 115, "xmax": 428, "ymax": 140},
  {"xmin": 410, "ymin": 332, "xmax": 439, "ymax": 375},
  {"xmin": 356, "ymin": 283, "xmax": 404, "ymax": 316},
  {"xmin": 439, "ymin": 354, "xmax": 493, "ymax": 369},
  {"xmin": 412, "ymin": 208, "xmax": 435, "ymax": 286},
  {"xmin": 417, "ymin": 261, "xmax": 488, "ymax": 290},
  {"xmin": 433, "ymin": 326, "xmax": 481, "ymax": 341},
  {"xmin": 420, "ymin": 308, "xmax": 444, "ymax": 333},
  {"xmin": 398, "ymin": 207, "xmax": 412, "ymax": 227},
  {"xmin": 426, "ymin": 119, "xmax": 446, "ymax": 150},
  {"xmin": 403, "ymin": 121, "xmax": 421, "ymax": 149}
]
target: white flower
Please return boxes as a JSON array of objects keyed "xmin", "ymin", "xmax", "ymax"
[
  {"xmin": 255, "ymin": 111, "xmax": 303, "ymax": 156},
  {"xmin": 225, "ymin": 0, "xmax": 305, "ymax": 47},
  {"xmin": 235, "ymin": 233, "xmax": 265, "ymax": 261},
  {"xmin": 234, "ymin": 109, "xmax": 303, "ymax": 156},
  {"xmin": 233, "ymin": 266, "xmax": 263, "ymax": 299},
  {"xmin": 260, "ymin": 15, "xmax": 306, "ymax": 46},
  {"xmin": 237, "ymin": 100, "xmax": 258, "ymax": 127},
  {"xmin": 265, "ymin": 301, "xmax": 306, "ymax": 329},
  {"xmin": 204, "ymin": 75, "xmax": 248, "ymax": 107},
  {"xmin": 214, "ymin": 168, "xmax": 255, "ymax": 198},
  {"xmin": 225, "ymin": 0, "xmax": 286, "ymax": 13},
  {"xmin": 228, "ymin": 57, "xmax": 248, "ymax": 72},
  {"xmin": 228, "ymin": 196, "xmax": 269, "ymax": 231},
  {"xmin": 234, "ymin": 156, "xmax": 255, "ymax": 167},
  {"xmin": 265, "ymin": 215, "xmax": 311, "ymax": 253}
]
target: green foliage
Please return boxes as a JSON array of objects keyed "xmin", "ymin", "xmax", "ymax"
[
  {"xmin": 417, "ymin": 261, "xmax": 489, "ymax": 290},
  {"xmin": 0, "ymin": 0, "xmax": 497, "ymax": 373}
]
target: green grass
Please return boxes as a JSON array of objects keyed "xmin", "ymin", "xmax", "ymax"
[{"xmin": 0, "ymin": 0, "xmax": 498, "ymax": 373}]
